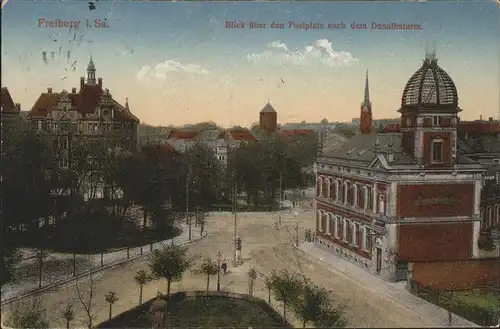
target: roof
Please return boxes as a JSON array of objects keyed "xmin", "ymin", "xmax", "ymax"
[
  {"xmin": 260, "ymin": 102, "xmax": 276, "ymax": 113},
  {"xmin": 458, "ymin": 135, "xmax": 500, "ymax": 155},
  {"xmin": 322, "ymin": 132, "xmax": 349, "ymax": 154},
  {"xmin": 279, "ymin": 129, "xmax": 314, "ymax": 137},
  {"xmin": 323, "ymin": 132, "xmax": 417, "ymax": 166},
  {"xmin": 230, "ymin": 130, "xmax": 256, "ymax": 141},
  {"xmin": 168, "ymin": 130, "xmax": 199, "ymax": 139},
  {"xmin": 1, "ymin": 87, "xmax": 17, "ymax": 113},
  {"xmin": 28, "ymin": 86, "xmax": 138, "ymax": 122},
  {"xmin": 401, "ymin": 56, "xmax": 458, "ymax": 108}
]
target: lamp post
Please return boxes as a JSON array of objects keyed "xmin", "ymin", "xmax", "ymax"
[{"xmin": 216, "ymin": 251, "xmax": 221, "ymax": 292}]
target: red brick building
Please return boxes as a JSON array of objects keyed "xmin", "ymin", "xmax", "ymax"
[{"xmin": 313, "ymin": 54, "xmax": 490, "ymax": 282}]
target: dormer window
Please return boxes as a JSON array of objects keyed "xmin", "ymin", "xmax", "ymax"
[
  {"xmin": 432, "ymin": 116, "xmax": 441, "ymax": 126},
  {"xmin": 431, "ymin": 139, "xmax": 443, "ymax": 163}
]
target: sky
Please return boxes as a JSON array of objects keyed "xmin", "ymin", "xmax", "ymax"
[{"xmin": 2, "ymin": 1, "xmax": 499, "ymax": 127}]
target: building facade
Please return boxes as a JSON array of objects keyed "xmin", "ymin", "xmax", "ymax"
[
  {"xmin": 314, "ymin": 53, "xmax": 489, "ymax": 282},
  {"xmin": 26, "ymin": 57, "xmax": 140, "ymax": 169}
]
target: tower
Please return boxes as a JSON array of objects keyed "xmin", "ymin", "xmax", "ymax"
[
  {"xmin": 259, "ymin": 102, "xmax": 278, "ymax": 133},
  {"xmin": 399, "ymin": 51, "xmax": 460, "ymax": 168},
  {"xmin": 360, "ymin": 70, "xmax": 373, "ymax": 134},
  {"xmin": 87, "ymin": 56, "xmax": 96, "ymax": 85}
]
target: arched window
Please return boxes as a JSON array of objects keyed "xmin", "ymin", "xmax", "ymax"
[
  {"xmin": 343, "ymin": 182, "xmax": 348, "ymax": 205},
  {"xmin": 378, "ymin": 194, "xmax": 386, "ymax": 215},
  {"xmin": 353, "ymin": 184, "xmax": 358, "ymax": 207},
  {"xmin": 317, "ymin": 177, "xmax": 323, "ymax": 197},
  {"xmin": 316, "ymin": 210, "xmax": 322, "ymax": 231},
  {"xmin": 335, "ymin": 180, "xmax": 340, "ymax": 201},
  {"xmin": 326, "ymin": 213, "xmax": 332, "ymax": 234}
]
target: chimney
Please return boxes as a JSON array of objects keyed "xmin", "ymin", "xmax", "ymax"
[
  {"xmin": 47, "ymin": 87, "xmax": 52, "ymax": 93},
  {"xmin": 98, "ymin": 78, "xmax": 102, "ymax": 88},
  {"xmin": 15, "ymin": 103, "xmax": 21, "ymax": 111},
  {"xmin": 80, "ymin": 77, "xmax": 84, "ymax": 89},
  {"xmin": 72, "ymin": 87, "xmax": 77, "ymax": 94}
]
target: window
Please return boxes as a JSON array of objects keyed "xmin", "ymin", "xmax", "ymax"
[
  {"xmin": 432, "ymin": 116, "xmax": 441, "ymax": 126},
  {"xmin": 352, "ymin": 222, "xmax": 358, "ymax": 245},
  {"xmin": 38, "ymin": 121, "xmax": 42, "ymax": 130},
  {"xmin": 493, "ymin": 158, "xmax": 500, "ymax": 164},
  {"xmin": 52, "ymin": 122, "xmax": 58, "ymax": 131},
  {"xmin": 431, "ymin": 140, "xmax": 443, "ymax": 163},
  {"xmin": 378, "ymin": 195, "xmax": 386, "ymax": 215},
  {"xmin": 366, "ymin": 186, "xmax": 373, "ymax": 211},
  {"xmin": 334, "ymin": 216, "xmax": 340, "ymax": 238},
  {"xmin": 353, "ymin": 184, "xmax": 358, "ymax": 207},
  {"xmin": 59, "ymin": 138, "xmax": 68, "ymax": 150},
  {"xmin": 405, "ymin": 117, "xmax": 411, "ymax": 127},
  {"xmin": 317, "ymin": 211, "xmax": 322, "ymax": 231},
  {"xmin": 326, "ymin": 214, "xmax": 331, "ymax": 235},
  {"xmin": 343, "ymin": 182, "xmax": 348, "ymax": 204},
  {"xmin": 363, "ymin": 227, "xmax": 371, "ymax": 251},
  {"xmin": 335, "ymin": 181, "xmax": 339, "ymax": 201},
  {"xmin": 58, "ymin": 156, "xmax": 69, "ymax": 168},
  {"xmin": 342, "ymin": 219, "xmax": 347, "ymax": 241}
]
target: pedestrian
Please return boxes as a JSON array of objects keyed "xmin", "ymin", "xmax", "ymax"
[{"xmin": 221, "ymin": 261, "xmax": 227, "ymax": 275}]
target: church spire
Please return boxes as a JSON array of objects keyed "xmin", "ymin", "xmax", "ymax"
[
  {"xmin": 359, "ymin": 70, "xmax": 373, "ymax": 134},
  {"xmin": 362, "ymin": 70, "xmax": 371, "ymax": 112},
  {"xmin": 87, "ymin": 56, "xmax": 96, "ymax": 84}
]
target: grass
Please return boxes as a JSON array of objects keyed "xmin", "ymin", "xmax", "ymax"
[
  {"xmin": 452, "ymin": 289, "xmax": 500, "ymax": 311},
  {"xmin": 129, "ymin": 296, "xmax": 290, "ymax": 328}
]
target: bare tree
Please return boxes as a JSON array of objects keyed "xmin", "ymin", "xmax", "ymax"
[
  {"xmin": 104, "ymin": 291, "xmax": 119, "ymax": 320},
  {"xmin": 61, "ymin": 303, "xmax": 75, "ymax": 329},
  {"xmin": 247, "ymin": 267, "xmax": 257, "ymax": 296},
  {"xmin": 75, "ymin": 271, "xmax": 99, "ymax": 328}
]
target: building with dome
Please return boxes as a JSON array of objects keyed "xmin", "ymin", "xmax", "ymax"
[
  {"xmin": 313, "ymin": 53, "xmax": 499, "ymax": 289},
  {"xmin": 26, "ymin": 57, "xmax": 140, "ymax": 169}
]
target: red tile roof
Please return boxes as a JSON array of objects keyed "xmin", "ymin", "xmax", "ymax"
[
  {"xmin": 168, "ymin": 130, "xmax": 198, "ymax": 139},
  {"xmin": 1, "ymin": 87, "xmax": 17, "ymax": 113},
  {"xmin": 28, "ymin": 84, "xmax": 138, "ymax": 122},
  {"xmin": 230, "ymin": 131, "xmax": 256, "ymax": 141},
  {"xmin": 279, "ymin": 129, "xmax": 314, "ymax": 137}
]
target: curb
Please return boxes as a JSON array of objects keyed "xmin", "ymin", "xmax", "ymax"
[{"xmin": 1, "ymin": 232, "xmax": 207, "ymax": 307}]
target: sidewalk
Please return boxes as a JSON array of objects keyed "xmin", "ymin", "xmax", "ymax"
[
  {"xmin": 1, "ymin": 223, "xmax": 203, "ymax": 303},
  {"xmin": 299, "ymin": 242, "xmax": 479, "ymax": 328}
]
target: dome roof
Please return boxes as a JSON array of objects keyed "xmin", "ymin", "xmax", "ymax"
[{"xmin": 401, "ymin": 55, "xmax": 458, "ymax": 108}]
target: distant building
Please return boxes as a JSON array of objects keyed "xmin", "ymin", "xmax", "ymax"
[
  {"xmin": 26, "ymin": 57, "xmax": 140, "ymax": 169},
  {"xmin": 313, "ymin": 53, "xmax": 497, "ymax": 289},
  {"xmin": 1, "ymin": 87, "xmax": 25, "ymax": 133},
  {"xmin": 259, "ymin": 102, "xmax": 278, "ymax": 133},
  {"xmin": 166, "ymin": 128, "xmax": 256, "ymax": 166},
  {"xmin": 359, "ymin": 71, "xmax": 372, "ymax": 134}
]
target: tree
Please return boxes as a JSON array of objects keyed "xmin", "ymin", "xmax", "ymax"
[
  {"xmin": 61, "ymin": 303, "xmax": 75, "ymax": 329},
  {"xmin": 291, "ymin": 278, "xmax": 331, "ymax": 328},
  {"xmin": 247, "ymin": 267, "xmax": 258, "ymax": 296},
  {"xmin": 104, "ymin": 291, "xmax": 119, "ymax": 320},
  {"xmin": 75, "ymin": 271, "xmax": 98, "ymax": 328},
  {"xmin": 6, "ymin": 297, "xmax": 49, "ymax": 329},
  {"xmin": 269, "ymin": 269, "xmax": 302, "ymax": 322},
  {"xmin": 148, "ymin": 245, "xmax": 194, "ymax": 298},
  {"xmin": 314, "ymin": 304, "xmax": 346, "ymax": 328},
  {"xmin": 134, "ymin": 269, "xmax": 151, "ymax": 305},
  {"xmin": 195, "ymin": 258, "xmax": 219, "ymax": 292},
  {"xmin": 263, "ymin": 275, "xmax": 273, "ymax": 304}
]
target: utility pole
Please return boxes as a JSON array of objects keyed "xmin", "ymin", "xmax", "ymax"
[
  {"xmin": 186, "ymin": 166, "xmax": 191, "ymax": 241},
  {"xmin": 278, "ymin": 172, "xmax": 283, "ymax": 226},
  {"xmin": 233, "ymin": 183, "xmax": 238, "ymax": 266},
  {"xmin": 295, "ymin": 221, "xmax": 299, "ymax": 246}
]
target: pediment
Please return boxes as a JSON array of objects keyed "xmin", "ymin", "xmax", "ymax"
[{"xmin": 369, "ymin": 154, "xmax": 390, "ymax": 170}]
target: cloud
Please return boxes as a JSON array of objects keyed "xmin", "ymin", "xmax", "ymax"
[
  {"xmin": 136, "ymin": 60, "xmax": 210, "ymax": 81},
  {"xmin": 247, "ymin": 39, "xmax": 359, "ymax": 67}
]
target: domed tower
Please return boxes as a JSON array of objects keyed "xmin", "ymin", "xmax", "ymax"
[
  {"xmin": 259, "ymin": 102, "xmax": 278, "ymax": 133},
  {"xmin": 399, "ymin": 52, "xmax": 460, "ymax": 168},
  {"xmin": 360, "ymin": 70, "xmax": 372, "ymax": 134}
]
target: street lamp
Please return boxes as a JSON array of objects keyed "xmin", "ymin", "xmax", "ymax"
[{"xmin": 216, "ymin": 251, "xmax": 222, "ymax": 292}]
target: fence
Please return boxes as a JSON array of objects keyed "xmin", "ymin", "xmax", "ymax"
[
  {"xmin": 409, "ymin": 279, "xmax": 499, "ymax": 327},
  {"xmin": 1, "ymin": 223, "xmax": 203, "ymax": 304}
]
